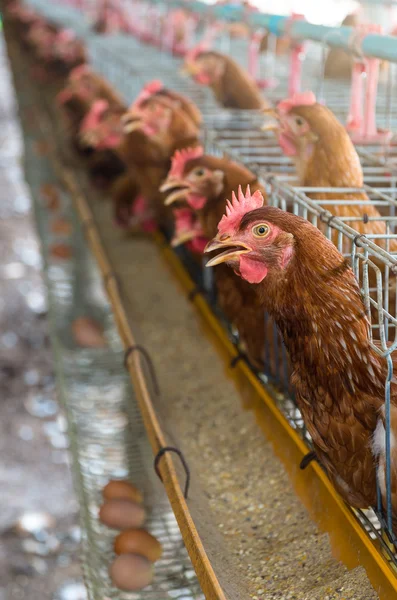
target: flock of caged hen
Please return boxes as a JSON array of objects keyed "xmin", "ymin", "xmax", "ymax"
[{"xmin": 6, "ymin": 0, "xmax": 397, "ymax": 537}]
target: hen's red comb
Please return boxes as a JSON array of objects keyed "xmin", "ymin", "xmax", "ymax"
[
  {"xmin": 185, "ymin": 42, "xmax": 208, "ymax": 64},
  {"xmin": 131, "ymin": 80, "xmax": 163, "ymax": 110},
  {"xmin": 80, "ymin": 100, "xmax": 109, "ymax": 133},
  {"xmin": 69, "ymin": 64, "xmax": 90, "ymax": 81},
  {"xmin": 169, "ymin": 146, "xmax": 204, "ymax": 179},
  {"xmin": 218, "ymin": 185, "xmax": 264, "ymax": 234},
  {"xmin": 277, "ymin": 91, "xmax": 316, "ymax": 115},
  {"xmin": 170, "ymin": 9, "xmax": 188, "ymax": 25},
  {"xmin": 56, "ymin": 29, "xmax": 75, "ymax": 42}
]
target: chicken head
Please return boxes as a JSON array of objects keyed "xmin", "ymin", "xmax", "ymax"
[
  {"xmin": 171, "ymin": 207, "xmax": 208, "ymax": 253},
  {"xmin": 183, "ymin": 49, "xmax": 226, "ymax": 86},
  {"xmin": 205, "ymin": 186, "xmax": 292, "ymax": 284},
  {"xmin": 160, "ymin": 147, "xmax": 225, "ymax": 209},
  {"xmin": 79, "ymin": 100, "xmax": 124, "ymax": 150},
  {"xmin": 121, "ymin": 85, "xmax": 200, "ymax": 160},
  {"xmin": 265, "ymin": 91, "xmax": 365, "ymax": 187}
]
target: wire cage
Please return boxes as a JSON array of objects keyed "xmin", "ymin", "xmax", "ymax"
[{"xmin": 15, "ymin": 0, "xmax": 397, "ymax": 583}]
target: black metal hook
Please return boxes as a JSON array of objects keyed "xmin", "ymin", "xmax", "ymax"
[
  {"xmin": 230, "ymin": 351, "xmax": 247, "ymax": 369},
  {"xmin": 353, "ymin": 233, "xmax": 366, "ymax": 247},
  {"xmin": 154, "ymin": 446, "xmax": 191, "ymax": 499},
  {"xmin": 320, "ymin": 213, "xmax": 336, "ymax": 226},
  {"xmin": 188, "ymin": 285, "xmax": 203, "ymax": 302},
  {"xmin": 326, "ymin": 215, "xmax": 336, "ymax": 226},
  {"xmin": 124, "ymin": 344, "xmax": 160, "ymax": 396},
  {"xmin": 300, "ymin": 450, "xmax": 317, "ymax": 470}
]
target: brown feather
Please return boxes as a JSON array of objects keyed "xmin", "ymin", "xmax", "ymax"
[
  {"xmin": 170, "ymin": 154, "xmax": 283, "ymax": 371},
  {"xmin": 58, "ymin": 71, "xmax": 125, "ymax": 146},
  {"xmin": 324, "ymin": 14, "xmax": 359, "ymax": 80},
  {"xmin": 192, "ymin": 51, "xmax": 269, "ymax": 110},
  {"xmin": 290, "ymin": 103, "xmax": 397, "ymax": 332},
  {"xmin": 113, "ymin": 90, "xmax": 201, "ymax": 228},
  {"xmin": 235, "ymin": 207, "xmax": 397, "ymax": 513}
]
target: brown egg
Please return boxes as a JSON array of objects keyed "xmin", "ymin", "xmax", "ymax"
[
  {"xmin": 51, "ymin": 218, "xmax": 72, "ymax": 236},
  {"xmin": 114, "ymin": 529, "xmax": 163, "ymax": 562},
  {"xmin": 103, "ymin": 480, "xmax": 143, "ymax": 504},
  {"xmin": 49, "ymin": 243, "xmax": 72, "ymax": 260},
  {"xmin": 99, "ymin": 500, "xmax": 145, "ymax": 530},
  {"xmin": 110, "ymin": 554, "xmax": 153, "ymax": 591},
  {"xmin": 71, "ymin": 317, "xmax": 106, "ymax": 348},
  {"xmin": 25, "ymin": 108, "xmax": 35, "ymax": 123},
  {"xmin": 34, "ymin": 140, "xmax": 50, "ymax": 156},
  {"xmin": 40, "ymin": 184, "xmax": 60, "ymax": 211}
]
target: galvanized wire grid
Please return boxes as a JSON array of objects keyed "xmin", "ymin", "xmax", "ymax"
[
  {"xmin": 24, "ymin": 0, "xmax": 397, "ymax": 561},
  {"xmin": 16, "ymin": 78, "xmax": 204, "ymax": 599}
]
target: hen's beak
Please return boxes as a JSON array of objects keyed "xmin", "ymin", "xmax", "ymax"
[
  {"xmin": 204, "ymin": 237, "xmax": 252, "ymax": 267},
  {"xmin": 180, "ymin": 63, "xmax": 199, "ymax": 77},
  {"xmin": 79, "ymin": 130, "xmax": 97, "ymax": 147},
  {"xmin": 121, "ymin": 111, "xmax": 136, "ymax": 125},
  {"xmin": 261, "ymin": 108, "xmax": 280, "ymax": 133},
  {"xmin": 262, "ymin": 107, "xmax": 278, "ymax": 118},
  {"xmin": 160, "ymin": 179, "xmax": 191, "ymax": 205},
  {"xmin": 171, "ymin": 230, "xmax": 196, "ymax": 247},
  {"xmin": 261, "ymin": 121, "xmax": 280, "ymax": 133},
  {"xmin": 123, "ymin": 118, "xmax": 143, "ymax": 133},
  {"xmin": 121, "ymin": 110, "xmax": 144, "ymax": 133}
]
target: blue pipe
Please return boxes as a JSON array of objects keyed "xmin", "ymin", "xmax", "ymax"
[
  {"xmin": 249, "ymin": 16, "xmax": 397, "ymax": 62},
  {"xmin": 212, "ymin": 4, "xmax": 244, "ymax": 20},
  {"xmin": 157, "ymin": 1, "xmax": 397, "ymax": 63}
]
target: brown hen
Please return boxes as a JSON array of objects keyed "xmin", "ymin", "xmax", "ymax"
[
  {"xmin": 77, "ymin": 98, "xmax": 126, "ymax": 187},
  {"xmin": 113, "ymin": 81, "xmax": 201, "ymax": 230},
  {"xmin": 324, "ymin": 13, "xmax": 360, "ymax": 80},
  {"xmin": 270, "ymin": 92, "xmax": 397, "ymax": 252},
  {"xmin": 57, "ymin": 66, "xmax": 125, "ymax": 153},
  {"xmin": 183, "ymin": 49, "xmax": 269, "ymax": 110},
  {"xmin": 205, "ymin": 191, "xmax": 397, "ymax": 524},
  {"xmin": 161, "ymin": 149, "xmax": 275, "ymax": 372},
  {"xmin": 268, "ymin": 92, "xmax": 397, "ymax": 340}
]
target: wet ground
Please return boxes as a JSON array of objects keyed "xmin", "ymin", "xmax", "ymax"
[{"xmin": 0, "ymin": 34, "xmax": 85, "ymax": 600}]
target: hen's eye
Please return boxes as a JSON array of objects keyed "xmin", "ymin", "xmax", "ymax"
[
  {"xmin": 194, "ymin": 168, "xmax": 205, "ymax": 177},
  {"xmin": 295, "ymin": 117, "xmax": 304, "ymax": 126},
  {"xmin": 252, "ymin": 223, "xmax": 270, "ymax": 238}
]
